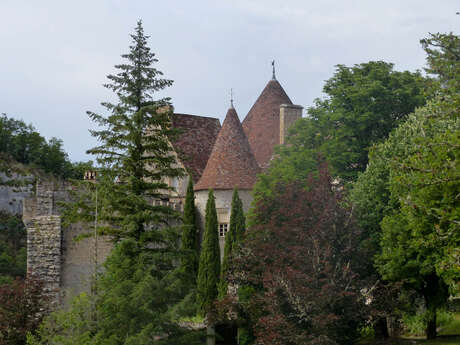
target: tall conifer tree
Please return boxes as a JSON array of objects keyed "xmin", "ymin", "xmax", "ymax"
[
  {"xmin": 219, "ymin": 189, "xmax": 245, "ymax": 297},
  {"xmin": 76, "ymin": 20, "xmax": 183, "ymax": 243},
  {"xmin": 197, "ymin": 190, "xmax": 220, "ymax": 315},
  {"xmin": 180, "ymin": 177, "xmax": 199, "ymax": 280}
]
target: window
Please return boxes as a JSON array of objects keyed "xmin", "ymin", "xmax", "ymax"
[
  {"xmin": 219, "ymin": 223, "xmax": 228, "ymax": 237},
  {"xmin": 170, "ymin": 177, "xmax": 178, "ymax": 190}
]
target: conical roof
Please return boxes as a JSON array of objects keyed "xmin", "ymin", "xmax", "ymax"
[
  {"xmin": 242, "ymin": 79, "xmax": 293, "ymax": 169},
  {"xmin": 195, "ymin": 107, "xmax": 260, "ymax": 191}
]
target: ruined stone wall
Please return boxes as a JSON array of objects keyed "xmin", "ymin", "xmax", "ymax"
[
  {"xmin": 24, "ymin": 181, "xmax": 65, "ymax": 306},
  {"xmin": 24, "ymin": 181, "xmax": 112, "ymax": 307},
  {"xmin": 0, "ymin": 172, "xmax": 34, "ymax": 215}
]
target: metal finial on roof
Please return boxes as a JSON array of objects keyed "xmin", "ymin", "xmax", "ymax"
[
  {"xmin": 272, "ymin": 60, "xmax": 276, "ymax": 80},
  {"xmin": 230, "ymin": 88, "xmax": 234, "ymax": 108}
]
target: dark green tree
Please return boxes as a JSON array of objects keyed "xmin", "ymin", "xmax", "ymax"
[
  {"xmin": 66, "ymin": 19, "xmax": 183, "ymax": 243},
  {"xmin": 0, "ymin": 213, "xmax": 26, "ymax": 284},
  {"xmin": 197, "ymin": 190, "xmax": 220, "ymax": 315},
  {"xmin": 421, "ymin": 32, "xmax": 460, "ymax": 98},
  {"xmin": 219, "ymin": 189, "xmax": 245, "ymax": 297},
  {"xmin": 180, "ymin": 177, "xmax": 199, "ymax": 281}
]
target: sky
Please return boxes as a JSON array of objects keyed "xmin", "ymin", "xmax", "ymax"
[{"xmin": 1, "ymin": 0, "xmax": 459, "ymax": 162}]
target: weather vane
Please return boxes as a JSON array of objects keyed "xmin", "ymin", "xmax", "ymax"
[
  {"xmin": 272, "ymin": 60, "xmax": 276, "ymax": 80},
  {"xmin": 230, "ymin": 88, "xmax": 234, "ymax": 108}
]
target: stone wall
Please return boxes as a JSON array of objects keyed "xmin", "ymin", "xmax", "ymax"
[
  {"xmin": 279, "ymin": 104, "xmax": 303, "ymax": 145},
  {"xmin": 24, "ymin": 181, "xmax": 112, "ymax": 307},
  {"xmin": 195, "ymin": 189, "xmax": 253, "ymax": 262},
  {"xmin": 0, "ymin": 172, "xmax": 34, "ymax": 215}
]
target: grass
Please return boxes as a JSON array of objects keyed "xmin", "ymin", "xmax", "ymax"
[
  {"xmin": 438, "ymin": 313, "xmax": 460, "ymax": 336},
  {"xmin": 362, "ymin": 313, "xmax": 460, "ymax": 345},
  {"xmin": 362, "ymin": 336, "xmax": 460, "ymax": 345}
]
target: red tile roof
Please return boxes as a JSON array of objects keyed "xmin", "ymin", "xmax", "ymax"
[
  {"xmin": 194, "ymin": 107, "xmax": 261, "ymax": 191},
  {"xmin": 242, "ymin": 79, "xmax": 292, "ymax": 169},
  {"xmin": 172, "ymin": 114, "xmax": 221, "ymax": 182}
]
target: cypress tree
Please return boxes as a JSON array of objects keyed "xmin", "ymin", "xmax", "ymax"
[
  {"xmin": 219, "ymin": 189, "xmax": 246, "ymax": 297},
  {"xmin": 197, "ymin": 189, "xmax": 220, "ymax": 315},
  {"xmin": 180, "ymin": 177, "xmax": 199, "ymax": 280}
]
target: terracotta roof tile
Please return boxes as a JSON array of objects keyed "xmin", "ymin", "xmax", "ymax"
[
  {"xmin": 242, "ymin": 79, "xmax": 292, "ymax": 169},
  {"xmin": 172, "ymin": 114, "xmax": 221, "ymax": 182},
  {"xmin": 195, "ymin": 107, "xmax": 260, "ymax": 191}
]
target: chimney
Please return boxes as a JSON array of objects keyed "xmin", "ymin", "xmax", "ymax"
[{"xmin": 279, "ymin": 104, "xmax": 303, "ymax": 145}]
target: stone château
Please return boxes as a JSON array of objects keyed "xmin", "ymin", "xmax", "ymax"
[{"xmin": 23, "ymin": 72, "xmax": 302, "ymax": 305}]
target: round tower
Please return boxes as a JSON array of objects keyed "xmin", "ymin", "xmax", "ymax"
[
  {"xmin": 242, "ymin": 78, "xmax": 302, "ymax": 169},
  {"xmin": 194, "ymin": 106, "xmax": 260, "ymax": 260}
]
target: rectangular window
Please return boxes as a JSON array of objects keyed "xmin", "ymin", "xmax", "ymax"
[{"xmin": 219, "ymin": 223, "xmax": 228, "ymax": 237}]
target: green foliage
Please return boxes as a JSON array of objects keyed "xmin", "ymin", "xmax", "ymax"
[
  {"xmin": 0, "ymin": 113, "xmax": 88, "ymax": 179},
  {"xmin": 93, "ymin": 240, "xmax": 203, "ymax": 345},
  {"xmin": 402, "ymin": 310, "xmax": 454, "ymax": 336},
  {"xmin": 421, "ymin": 32, "xmax": 460, "ymax": 99},
  {"xmin": 219, "ymin": 189, "xmax": 245, "ymax": 298},
  {"xmin": 180, "ymin": 177, "xmax": 199, "ymax": 281},
  {"xmin": 282, "ymin": 62, "xmax": 427, "ymax": 181},
  {"xmin": 197, "ymin": 190, "xmax": 220, "ymax": 315},
  {"xmin": 26, "ymin": 292, "xmax": 94, "ymax": 345},
  {"xmin": 0, "ymin": 278, "xmax": 47, "ymax": 345},
  {"xmin": 0, "ymin": 212, "xmax": 26, "ymax": 283},
  {"xmin": 350, "ymin": 33, "xmax": 459, "ymax": 340},
  {"xmin": 29, "ymin": 241, "xmax": 205, "ymax": 345},
  {"xmin": 64, "ymin": 20, "xmax": 184, "ymax": 243}
]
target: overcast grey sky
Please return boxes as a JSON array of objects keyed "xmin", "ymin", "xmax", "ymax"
[{"xmin": 1, "ymin": 0, "xmax": 458, "ymax": 162}]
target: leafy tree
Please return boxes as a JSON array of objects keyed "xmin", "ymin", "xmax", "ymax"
[
  {"xmin": 421, "ymin": 32, "xmax": 460, "ymax": 98},
  {"xmin": 26, "ymin": 293, "xmax": 94, "ymax": 345},
  {"xmin": 0, "ymin": 113, "xmax": 88, "ymax": 179},
  {"xmin": 180, "ymin": 177, "xmax": 199, "ymax": 281},
  {"xmin": 352, "ymin": 32, "xmax": 459, "ymax": 340},
  {"xmin": 0, "ymin": 278, "xmax": 47, "ymax": 345},
  {"xmin": 219, "ymin": 189, "xmax": 245, "ymax": 298},
  {"xmin": 197, "ymin": 189, "xmax": 220, "ymax": 315},
  {"xmin": 231, "ymin": 162, "xmax": 365, "ymax": 345},
  {"xmin": 254, "ymin": 62, "xmax": 427, "ymax": 200}
]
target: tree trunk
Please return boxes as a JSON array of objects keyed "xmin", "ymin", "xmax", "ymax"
[
  {"xmin": 425, "ymin": 307, "xmax": 437, "ymax": 340},
  {"xmin": 422, "ymin": 273, "xmax": 446, "ymax": 340},
  {"xmin": 207, "ymin": 325, "xmax": 216, "ymax": 345}
]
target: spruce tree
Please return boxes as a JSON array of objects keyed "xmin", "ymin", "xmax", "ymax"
[
  {"xmin": 197, "ymin": 190, "xmax": 220, "ymax": 315},
  {"xmin": 219, "ymin": 189, "xmax": 245, "ymax": 297},
  {"xmin": 180, "ymin": 177, "xmax": 199, "ymax": 280},
  {"xmin": 83, "ymin": 20, "xmax": 183, "ymax": 243}
]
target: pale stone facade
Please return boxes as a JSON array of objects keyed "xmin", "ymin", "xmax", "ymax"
[{"xmin": 194, "ymin": 189, "xmax": 253, "ymax": 261}]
